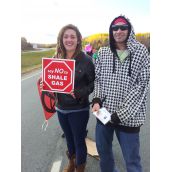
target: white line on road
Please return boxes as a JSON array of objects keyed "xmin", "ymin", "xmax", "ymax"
[
  {"xmin": 51, "ymin": 160, "xmax": 62, "ymax": 172},
  {"xmin": 21, "ymin": 71, "xmax": 41, "ymax": 82}
]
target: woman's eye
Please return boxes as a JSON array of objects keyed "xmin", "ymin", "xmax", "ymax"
[{"xmin": 71, "ymin": 36, "xmax": 76, "ymax": 39}]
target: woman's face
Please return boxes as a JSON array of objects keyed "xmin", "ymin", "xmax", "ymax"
[{"xmin": 63, "ymin": 29, "xmax": 78, "ymax": 53}]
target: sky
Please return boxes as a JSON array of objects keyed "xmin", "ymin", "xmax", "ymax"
[{"xmin": 21, "ymin": 0, "xmax": 150, "ymax": 44}]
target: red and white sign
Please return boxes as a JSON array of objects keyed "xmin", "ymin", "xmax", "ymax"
[{"xmin": 42, "ymin": 58, "xmax": 75, "ymax": 93}]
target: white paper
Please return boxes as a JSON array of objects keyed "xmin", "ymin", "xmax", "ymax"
[{"xmin": 93, "ymin": 107, "xmax": 111, "ymax": 125}]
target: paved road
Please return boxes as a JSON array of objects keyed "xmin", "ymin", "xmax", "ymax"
[
  {"xmin": 21, "ymin": 70, "xmax": 150, "ymax": 172},
  {"xmin": 22, "ymin": 70, "xmax": 60, "ymax": 172},
  {"xmin": 22, "ymin": 48, "xmax": 54, "ymax": 54}
]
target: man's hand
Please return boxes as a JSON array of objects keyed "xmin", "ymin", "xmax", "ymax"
[
  {"xmin": 109, "ymin": 112, "xmax": 121, "ymax": 125},
  {"xmin": 92, "ymin": 103, "xmax": 100, "ymax": 112}
]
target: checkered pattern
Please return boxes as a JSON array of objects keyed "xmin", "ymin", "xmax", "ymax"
[{"xmin": 93, "ymin": 30, "xmax": 150, "ymax": 127}]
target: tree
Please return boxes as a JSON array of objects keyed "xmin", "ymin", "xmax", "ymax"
[
  {"xmin": 21, "ymin": 37, "xmax": 33, "ymax": 50},
  {"xmin": 21, "ymin": 37, "xmax": 28, "ymax": 50},
  {"xmin": 136, "ymin": 33, "xmax": 150, "ymax": 49}
]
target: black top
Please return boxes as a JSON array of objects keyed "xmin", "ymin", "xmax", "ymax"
[{"xmin": 56, "ymin": 51, "xmax": 95, "ymax": 110}]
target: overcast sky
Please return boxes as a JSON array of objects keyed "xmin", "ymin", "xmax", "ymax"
[{"xmin": 21, "ymin": 0, "xmax": 150, "ymax": 44}]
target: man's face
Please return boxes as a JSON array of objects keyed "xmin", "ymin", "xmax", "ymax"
[{"xmin": 112, "ymin": 22, "xmax": 129, "ymax": 44}]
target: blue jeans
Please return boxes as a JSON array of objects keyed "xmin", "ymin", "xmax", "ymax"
[
  {"xmin": 96, "ymin": 122, "xmax": 142, "ymax": 172},
  {"xmin": 57, "ymin": 110, "xmax": 89, "ymax": 165}
]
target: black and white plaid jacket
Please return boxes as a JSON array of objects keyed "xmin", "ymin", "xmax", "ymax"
[{"xmin": 93, "ymin": 21, "xmax": 150, "ymax": 128}]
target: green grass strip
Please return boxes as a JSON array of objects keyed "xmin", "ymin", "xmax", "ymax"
[{"xmin": 21, "ymin": 49, "xmax": 55, "ymax": 74}]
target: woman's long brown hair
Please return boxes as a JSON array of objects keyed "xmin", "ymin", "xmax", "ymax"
[{"xmin": 56, "ymin": 24, "xmax": 82, "ymax": 59}]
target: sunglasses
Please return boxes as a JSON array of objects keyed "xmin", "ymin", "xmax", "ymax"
[{"xmin": 112, "ymin": 25, "xmax": 129, "ymax": 31}]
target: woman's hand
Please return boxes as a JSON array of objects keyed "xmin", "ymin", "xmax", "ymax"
[{"xmin": 70, "ymin": 90, "xmax": 76, "ymax": 99}]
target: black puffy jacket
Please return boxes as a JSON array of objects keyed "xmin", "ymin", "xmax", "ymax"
[{"xmin": 56, "ymin": 51, "xmax": 95, "ymax": 110}]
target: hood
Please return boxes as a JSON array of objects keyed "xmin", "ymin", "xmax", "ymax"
[
  {"xmin": 109, "ymin": 15, "xmax": 142, "ymax": 76},
  {"xmin": 109, "ymin": 15, "xmax": 140, "ymax": 55}
]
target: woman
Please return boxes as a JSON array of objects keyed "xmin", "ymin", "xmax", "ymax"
[{"xmin": 55, "ymin": 24, "xmax": 95, "ymax": 172}]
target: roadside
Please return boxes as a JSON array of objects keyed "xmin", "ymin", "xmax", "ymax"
[
  {"xmin": 21, "ymin": 48, "xmax": 55, "ymax": 74},
  {"xmin": 21, "ymin": 66, "xmax": 41, "ymax": 76},
  {"xmin": 21, "ymin": 68, "xmax": 42, "ymax": 82}
]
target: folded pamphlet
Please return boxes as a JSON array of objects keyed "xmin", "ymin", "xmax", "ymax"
[{"xmin": 93, "ymin": 107, "xmax": 111, "ymax": 125}]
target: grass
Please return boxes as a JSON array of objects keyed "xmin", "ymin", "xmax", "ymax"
[{"xmin": 21, "ymin": 49, "xmax": 55, "ymax": 74}]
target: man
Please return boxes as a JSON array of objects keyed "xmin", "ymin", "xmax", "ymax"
[{"xmin": 92, "ymin": 15, "xmax": 150, "ymax": 172}]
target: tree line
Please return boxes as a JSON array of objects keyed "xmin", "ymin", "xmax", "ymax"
[
  {"xmin": 21, "ymin": 32, "xmax": 150, "ymax": 52},
  {"xmin": 21, "ymin": 37, "xmax": 34, "ymax": 51},
  {"xmin": 21, "ymin": 37, "xmax": 56, "ymax": 51},
  {"xmin": 82, "ymin": 33, "xmax": 150, "ymax": 51}
]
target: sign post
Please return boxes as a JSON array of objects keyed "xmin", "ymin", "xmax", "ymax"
[{"xmin": 42, "ymin": 58, "xmax": 75, "ymax": 93}]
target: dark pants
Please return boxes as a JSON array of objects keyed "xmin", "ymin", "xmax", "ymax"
[{"xmin": 57, "ymin": 110, "xmax": 89, "ymax": 165}]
